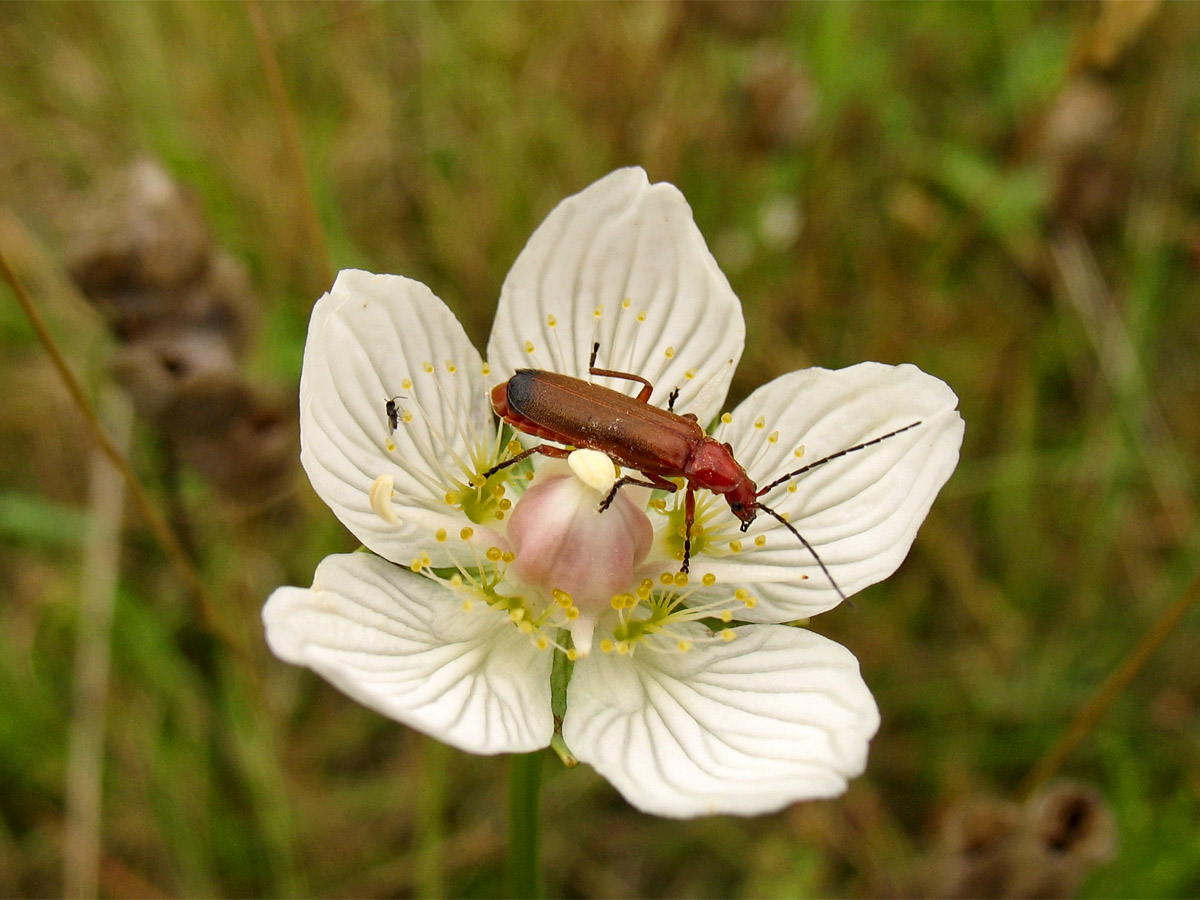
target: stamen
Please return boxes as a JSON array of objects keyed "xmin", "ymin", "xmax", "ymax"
[{"xmin": 369, "ymin": 475, "xmax": 401, "ymax": 524}]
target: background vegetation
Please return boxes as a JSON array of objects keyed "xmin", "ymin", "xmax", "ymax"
[{"xmin": 2, "ymin": 2, "xmax": 1198, "ymax": 896}]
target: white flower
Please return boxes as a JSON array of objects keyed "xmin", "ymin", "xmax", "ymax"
[{"xmin": 263, "ymin": 168, "xmax": 964, "ymax": 818}]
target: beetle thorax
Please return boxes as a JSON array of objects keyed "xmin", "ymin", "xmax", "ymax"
[{"xmin": 685, "ymin": 437, "xmax": 757, "ymax": 513}]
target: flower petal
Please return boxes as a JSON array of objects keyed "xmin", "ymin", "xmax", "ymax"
[
  {"xmin": 563, "ymin": 624, "xmax": 879, "ymax": 818},
  {"xmin": 300, "ymin": 270, "xmax": 502, "ymax": 564},
  {"xmin": 263, "ymin": 552, "xmax": 553, "ymax": 754},
  {"xmin": 692, "ymin": 362, "xmax": 963, "ymax": 620},
  {"xmin": 487, "ymin": 168, "xmax": 744, "ymax": 426}
]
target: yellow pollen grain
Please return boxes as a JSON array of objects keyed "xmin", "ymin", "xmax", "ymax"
[
  {"xmin": 567, "ymin": 648, "xmax": 579, "ymax": 661},
  {"xmin": 677, "ymin": 640, "xmax": 692, "ymax": 652},
  {"xmin": 499, "ymin": 498, "xmax": 512, "ymax": 511},
  {"xmin": 481, "ymin": 363, "xmax": 491, "ymax": 376},
  {"xmin": 600, "ymin": 639, "xmax": 615, "ymax": 653},
  {"xmin": 636, "ymin": 311, "xmax": 647, "ymax": 323},
  {"xmin": 460, "ymin": 527, "xmax": 474, "ymax": 541},
  {"xmin": 486, "ymin": 547, "xmax": 503, "ymax": 562},
  {"xmin": 509, "ymin": 608, "xmax": 525, "ymax": 623},
  {"xmin": 525, "ymin": 471, "xmax": 535, "ymax": 481},
  {"xmin": 641, "ymin": 578, "xmax": 654, "ymax": 592},
  {"xmin": 754, "ymin": 415, "xmax": 766, "ymax": 429},
  {"xmin": 536, "ymin": 635, "xmax": 549, "ymax": 650},
  {"xmin": 649, "ymin": 498, "xmax": 666, "ymax": 511},
  {"xmin": 501, "ymin": 551, "xmax": 515, "ymax": 564},
  {"xmin": 450, "ymin": 574, "xmax": 463, "ymax": 587},
  {"xmin": 385, "ymin": 440, "xmax": 396, "ymax": 452},
  {"xmin": 435, "ymin": 528, "xmax": 447, "ymax": 543},
  {"xmin": 616, "ymin": 641, "xmax": 630, "ymax": 655},
  {"xmin": 729, "ymin": 539, "xmax": 743, "ymax": 553},
  {"xmin": 446, "ymin": 361, "xmax": 457, "ymax": 374},
  {"xmin": 410, "ymin": 558, "xmax": 423, "ymax": 572},
  {"xmin": 594, "ymin": 305, "xmax": 604, "ymax": 318},
  {"xmin": 664, "ymin": 346, "xmax": 675, "ymax": 359},
  {"xmin": 547, "ymin": 314, "xmax": 557, "ymax": 327},
  {"xmin": 401, "ymin": 378, "xmax": 413, "ymax": 391},
  {"xmin": 659, "ymin": 573, "xmax": 674, "ymax": 586},
  {"xmin": 423, "ymin": 362, "xmax": 434, "ymax": 374},
  {"xmin": 525, "ymin": 340, "xmax": 535, "ymax": 354},
  {"xmin": 611, "ymin": 595, "xmax": 625, "ymax": 610},
  {"xmin": 745, "ymin": 597, "xmax": 758, "ymax": 609},
  {"xmin": 673, "ymin": 572, "xmax": 688, "ymax": 587},
  {"xmin": 768, "ymin": 430, "xmax": 779, "ymax": 444},
  {"xmin": 462, "ymin": 599, "xmax": 474, "ymax": 611},
  {"xmin": 420, "ymin": 552, "xmax": 432, "ymax": 566},
  {"xmin": 491, "ymin": 484, "xmax": 506, "ymax": 497},
  {"xmin": 685, "ymin": 369, "xmax": 696, "ymax": 380},
  {"xmin": 788, "ymin": 483, "xmax": 798, "ymax": 493},
  {"xmin": 721, "ymin": 412, "xmax": 733, "ymax": 425},
  {"xmin": 553, "ymin": 589, "xmax": 573, "ymax": 607},
  {"xmin": 444, "ymin": 491, "xmax": 459, "ymax": 505},
  {"xmin": 720, "ymin": 609, "xmax": 733, "ymax": 622},
  {"xmin": 754, "ymin": 535, "xmax": 766, "ymax": 547},
  {"xmin": 794, "ymin": 445, "xmax": 805, "ymax": 458},
  {"xmin": 735, "ymin": 588, "xmax": 750, "ymax": 601},
  {"xmin": 519, "ymin": 621, "xmax": 534, "ymax": 634},
  {"xmin": 702, "ymin": 573, "xmax": 716, "ymax": 586},
  {"xmin": 494, "ymin": 511, "xmax": 505, "ymax": 522},
  {"xmin": 401, "ymin": 410, "xmax": 413, "ymax": 424},
  {"xmin": 565, "ymin": 607, "xmax": 580, "ymax": 620},
  {"xmin": 507, "ymin": 439, "xmax": 523, "ymax": 455},
  {"xmin": 622, "ymin": 297, "xmax": 632, "ymax": 309},
  {"xmin": 721, "ymin": 629, "xmax": 737, "ymax": 642}
]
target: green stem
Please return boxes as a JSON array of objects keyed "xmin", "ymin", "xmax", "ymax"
[
  {"xmin": 415, "ymin": 737, "xmax": 447, "ymax": 900},
  {"xmin": 505, "ymin": 751, "xmax": 543, "ymax": 899}
]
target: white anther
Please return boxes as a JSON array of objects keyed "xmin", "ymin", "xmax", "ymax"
[
  {"xmin": 369, "ymin": 474, "xmax": 402, "ymax": 524},
  {"xmin": 568, "ymin": 448, "xmax": 617, "ymax": 495}
]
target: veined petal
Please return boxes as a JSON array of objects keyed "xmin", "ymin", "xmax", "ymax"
[
  {"xmin": 263, "ymin": 552, "xmax": 553, "ymax": 754},
  {"xmin": 301, "ymin": 270, "xmax": 502, "ymax": 564},
  {"xmin": 691, "ymin": 362, "xmax": 963, "ymax": 621},
  {"xmin": 563, "ymin": 624, "xmax": 879, "ymax": 818},
  {"xmin": 487, "ymin": 168, "xmax": 744, "ymax": 426}
]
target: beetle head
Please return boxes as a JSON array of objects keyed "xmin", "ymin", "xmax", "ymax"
[{"xmin": 686, "ymin": 438, "xmax": 758, "ymax": 527}]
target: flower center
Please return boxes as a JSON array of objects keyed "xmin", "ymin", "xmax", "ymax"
[{"xmin": 503, "ymin": 450, "xmax": 654, "ymax": 653}]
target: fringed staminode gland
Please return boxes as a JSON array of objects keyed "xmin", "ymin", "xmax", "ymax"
[
  {"xmin": 399, "ymin": 524, "xmax": 588, "ymax": 656},
  {"xmin": 649, "ymin": 407, "xmax": 811, "ymax": 566},
  {"xmin": 600, "ymin": 572, "xmax": 759, "ymax": 656},
  {"xmin": 381, "ymin": 364, "xmax": 522, "ymax": 527}
]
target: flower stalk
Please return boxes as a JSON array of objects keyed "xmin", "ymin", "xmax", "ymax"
[{"xmin": 506, "ymin": 752, "xmax": 543, "ymax": 899}]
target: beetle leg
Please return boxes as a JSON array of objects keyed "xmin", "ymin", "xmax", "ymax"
[
  {"xmin": 588, "ymin": 342, "xmax": 655, "ymax": 403},
  {"xmin": 682, "ymin": 486, "xmax": 696, "ymax": 573},
  {"xmin": 598, "ymin": 471, "xmax": 676, "ymax": 512},
  {"xmin": 480, "ymin": 443, "xmax": 571, "ymax": 479},
  {"xmin": 667, "ymin": 386, "xmax": 680, "ymax": 411}
]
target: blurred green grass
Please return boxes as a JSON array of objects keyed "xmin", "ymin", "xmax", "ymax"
[{"xmin": 2, "ymin": 1, "xmax": 1199, "ymax": 897}]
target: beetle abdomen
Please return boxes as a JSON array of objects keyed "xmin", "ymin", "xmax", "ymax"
[{"xmin": 500, "ymin": 370, "xmax": 700, "ymax": 475}]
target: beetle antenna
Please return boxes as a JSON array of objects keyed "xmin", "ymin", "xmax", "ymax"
[
  {"xmin": 756, "ymin": 503, "xmax": 848, "ymax": 604},
  {"xmin": 756, "ymin": 421, "xmax": 922, "ymax": 497}
]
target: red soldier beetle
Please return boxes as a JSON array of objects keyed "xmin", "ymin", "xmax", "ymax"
[{"xmin": 477, "ymin": 344, "xmax": 921, "ymax": 600}]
